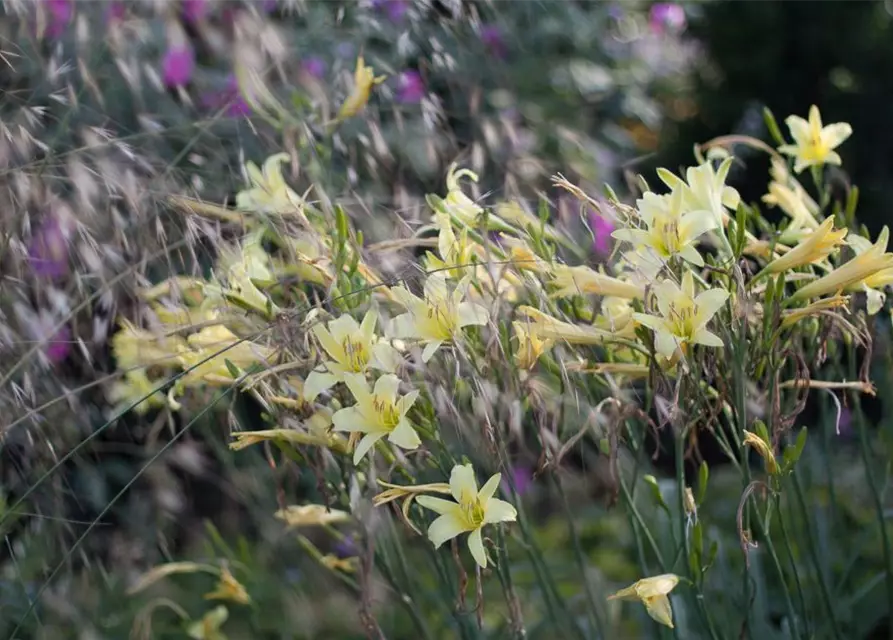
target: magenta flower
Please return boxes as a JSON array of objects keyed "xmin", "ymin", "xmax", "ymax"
[
  {"xmin": 481, "ymin": 24, "xmax": 507, "ymax": 59},
  {"xmin": 106, "ymin": 1, "xmax": 126, "ymax": 23},
  {"xmin": 649, "ymin": 3, "xmax": 686, "ymax": 34},
  {"xmin": 201, "ymin": 75, "xmax": 251, "ymax": 117},
  {"xmin": 372, "ymin": 0, "xmax": 408, "ymax": 22},
  {"xmin": 589, "ymin": 209, "xmax": 615, "ymax": 256},
  {"xmin": 182, "ymin": 0, "xmax": 208, "ymax": 24},
  {"xmin": 395, "ymin": 70, "xmax": 424, "ymax": 104},
  {"xmin": 261, "ymin": 0, "xmax": 278, "ymax": 12},
  {"xmin": 28, "ymin": 215, "xmax": 70, "ymax": 279},
  {"xmin": 46, "ymin": 325, "xmax": 72, "ymax": 364},
  {"xmin": 41, "ymin": 0, "xmax": 73, "ymax": 39},
  {"xmin": 501, "ymin": 465, "xmax": 533, "ymax": 496},
  {"xmin": 162, "ymin": 46, "xmax": 195, "ymax": 88},
  {"xmin": 301, "ymin": 56, "xmax": 326, "ymax": 80}
]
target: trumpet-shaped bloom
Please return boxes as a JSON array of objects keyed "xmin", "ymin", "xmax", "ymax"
[
  {"xmin": 187, "ymin": 606, "xmax": 228, "ymax": 640},
  {"xmin": 111, "ymin": 320, "xmax": 185, "ymax": 370},
  {"xmin": 235, "ymin": 153, "xmax": 306, "ymax": 220},
  {"xmin": 762, "ymin": 217, "xmax": 847, "ymax": 274},
  {"xmin": 425, "ymin": 212, "xmax": 477, "ymax": 279},
  {"xmin": 337, "ymin": 56, "xmax": 385, "ymax": 120},
  {"xmin": 516, "ymin": 306, "xmax": 626, "ymax": 344},
  {"xmin": 763, "ymin": 162, "xmax": 820, "ymax": 241},
  {"xmin": 742, "ymin": 430, "xmax": 779, "ymax": 475},
  {"xmin": 608, "ymin": 574, "xmax": 680, "ymax": 628},
  {"xmin": 107, "ymin": 368, "xmax": 172, "ymax": 415},
  {"xmin": 416, "ymin": 464, "xmax": 517, "ymax": 568},
  {"xmin": 332, "ymin": 373, "xmax": 421, "ymax": 464},
  {"xmin": 179, "ymin": 325, "xmax": 273, "ymax": 385},
  {"xmin": 657, "ymin": 158, "xmax": 740, "ymax": 228},
  {"xmin": 612, "ymin": 188, "xmax": 716, "ymax": 266},
  {"xmin": 845, "ymin": 231, "xmax": 893, "ymax": 314},
  {"xmin": 633, "ymin": 271, "xmax": 728, "ymax": 358},
  {"xmin": 779, "ymin": 105, "xmax": 852, "ymax": 173},
  {"xmin": 440, "ymin": 164, "xmax": 484, "ymax": 227},
  {"xmin": 388, "ymin": 273, "xmax": 489, "ymax": 362},
  {"xmin": 204, "ymin": 567, "xmax": 250, "ymax": 605},
  {"xmin": 793, "ymin": 227, "xmax": 893, "ymax": 301},
  {"xmin": 304, "ymin": 310, "xmax": 401, "ymax": 402},
  {"xmin": 550, "ymin": 264, "xmax": 644, "ymax": 300},
  {"xmin": 275, "ymin": 504, "xmax": 351, "ymax": 528},
  {"xmin": 512, "ymin": 321, "xmax": 553, "ymax": 370}
]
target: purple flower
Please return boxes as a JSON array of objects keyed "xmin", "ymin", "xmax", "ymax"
[
  {"xmin": 42, "ymin": 0, "xmax": 73, "ymax": 38},
  {"xmin": 501, "ymin": 465, "xmax": 533, "ymax": 496},
  {"xmin": 301, "ymin": 56, "xmax": 326, "ymax": 80},
  {"xmin": 182, "ymin": 0, "xmax": 208, "ymax": 24},
  {"xmin": 649, "ymin": 3, "xmax": 686, "ymax": 34},
  {"xmin": 106, "ymin": 1, "xmax": 126, "ymax": 23},
  {"xmin": 28, "ymin": 215, "xmax": 69, "ymax": 279},
  {"xmin": 261, "ymin": 0, "xmax": 278, "ymax": 12},
  {"xmin": 395, "ymin": 70, "xmax": 425, "ymax": 104},
  {"xmin": 162, "ymin": 46, "xmax": 195, "ymax": 88},
  {"xmin": 46, "ymin": 325, "xmax": 71, "ymax": 364},
  {"xmin": 201, "ymin": 75, "xmax": 251, "ymax": 117},
  {"xmin": 334, "ymin": 536, "xmax": 357, "ymax": 558},
  {"xmin": 480, "ymin": 24, "xmax": 507, "ymax": 59},
  {"xmin": 373, "ymin": 0, "xmax": 408, "ymax": 22},
  {"xmin": 837, "ymin": 407, "xmax": 853, "ymax": 437},
  {"xmin": 589, "ymin": 209, "xmax": 614, "ymax": 256},
  {"xmin": 336, "ymin": 42, "xmax": 356, "ymax": 60}
]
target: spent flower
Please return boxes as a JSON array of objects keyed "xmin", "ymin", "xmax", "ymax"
[{"xmin": 608, "ymin": 574, "xmax": 680, "ymax": 629}]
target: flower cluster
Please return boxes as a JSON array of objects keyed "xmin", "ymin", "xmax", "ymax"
[{"xmin": 119, "ymin": 105, "xmax": 887, "ymax": 634}]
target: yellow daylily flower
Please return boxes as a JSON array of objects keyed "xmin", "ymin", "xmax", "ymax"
[
  {"xmin": 761, "ymin": 217, "xmax": 847, "ymax": 274},
  {"xmin": 416, "ymin": 464, "xmax": 517, "ymax": 569},
  {"xmin": 512, "ymin": 321, "xmax": 553, "ymax": 370},
  {"xmin": 275, "ymin": 504, "xmax": 351, "ymax": 528},
  {"xmin": 235, "ymin": 153, "xmax": 307, "ymax": 220},
  {"xmin": 107, "ymin": 368, "xmax": 173, "ymax": 415},
  {"xmin": 763, "ymin": 182, "xmax": 820, "ymax": 242},
  {"xmin": 388, "ymin": 273, "xmax": 489, "ymax": 362},
  {"xmin": 781, "ymin": 295, "xmax": 849, "ymax": 328},
  {"xmin": 792, "ymin": 227, "xmax": 893, "ymax": 302},
  {"xmin": 425, "ymin": 211, "xmax": 478, "ymax": 279},
  {"xmin": 742, "ymin": 430, "xmax": 779, "ymax": 475},
  {"xmin": 204, "ymin": 567, "xmax": 250, "ymax": 605},
  {"xmin": 657, "ymin": 158, "xmax": 740, "ymax": 228},
  {"xmin": 550, "ymin": 264, "xmax": 644, "ymax": 300},
  {"xmin": 439, "ymin": 164, "xmax": 484, "ymax": 227},
  {"xmin": 303, "ymin": 309, "xmax": 402, "ymax": 402},
  {"xmin": 332, "ymin": 373, "xmax": 421, "ymax": 464},
  {"xmin": 179, "ymin": 325, "xmax": 273, "ymax": 386},
  {"xmin": 111, "ymin": 319, "xmax": 185, "ymax": 370},
  {"xmin": 516, "ymin": 306, "xmax": 625, "ymax": 344},
  {"xmin": 633, "ymin": 271, "xmax": 729, "ymax": 358},
  {"xmin": 337, "ymin": 56, "xmax": 385, "ymax": 120},
  {"xmin": 845, "ymin": 231, "xmax": 893, "ymax": 315},
  {"xmin": 499, "ymin": 234, "xmax": 551, "ymax": 273},
  {"xmin": 607, "ymin": 574, "xmax": 680, "ymax": 629},
  {"xmin": 595, "ymin": 296, "xmax": 635, "ymax": 332},
  {"xmin": 779, "ymin": 105, "xmax": 852, "ymax": 173},
  {"xmin": 612, "ymin": 188, "xmax": 716, "ymax": 267},
  {"xmin": 320, "ymin": 554, "xmax": 357, "ymax": 573},
  {"xmin": 229, "ymin": 427, "xmax": 348, "ymax": 454},
  {"xmin": 187, "ymin": 606, "xmax": 228, "ymax": 640}
]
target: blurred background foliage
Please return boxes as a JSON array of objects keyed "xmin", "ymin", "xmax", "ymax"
[{"xmin": 3, "ymin": 0, "xmax": 893, "ymax": 638}]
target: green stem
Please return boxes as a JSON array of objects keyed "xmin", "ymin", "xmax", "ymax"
[
  {"xmin": 853, "ymin": 397, "xmax": 893, "ymax": 640},
  {"xmin": 776, "ymin": 496, "xmax": 808, "ymax": 638},
  {"xmin": 790, "ymin": 472, "xmax": 843, "ymax": 640}
]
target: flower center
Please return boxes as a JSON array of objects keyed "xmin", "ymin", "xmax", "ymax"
[
  {"xmin": 653, "ymin": 218, "xmax": 681, "ymax": 256},
  {"xmin": 667, "ymin": 302, "xmax": 698, "ymax": 338},
  {"xmin": 424, "ymin": 302, "xmax": 456, "ymax": 339},
  {"xmin": 341, "ymin": 335, "xmax": 370, "ymax": 372},
  {"xmin": 459, "ymin": 492, "xmax": 486, "ymax": 528},
  {"xmin": 372, "ymin": 396, "xmax": 401, "ymax": 429}
]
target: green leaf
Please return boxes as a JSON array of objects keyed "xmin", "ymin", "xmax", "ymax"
[
  {"xmin": 642, "ymin": 474, "xmax": 671, "ymax": 515},
  {"xmin": 697, "ymin": 461, "xmax": 709, "ymax": 506},
  {"xmin": 783, "ymin": 426, "xmax": 808, "ymax": 472},
  {"xmin": 224, "ymin": 358, "xmax": 241, "ymax": 379},
  {"xmin": 762, "ymin": 106, "xmax": 786, "ymax": 146}
]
